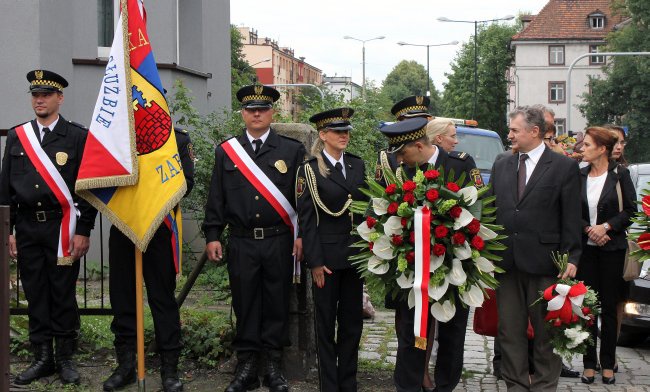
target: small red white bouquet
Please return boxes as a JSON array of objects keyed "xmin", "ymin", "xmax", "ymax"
[
  {"xmin": 350, "ymin": 165, "xmax": 505, "ymax": 348},
  {"xmin": 533, "ymin": 252, "xmax": 600, "ymax": 362}
]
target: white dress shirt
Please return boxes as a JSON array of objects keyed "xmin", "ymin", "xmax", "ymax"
[
  {"xmin": 36, "ymin": 116, "xmax": 59, "ymax": 142},
  {"xmin": 519, "ymin": 141, "xmax": 546, "ymax": 185},
  {"xmin": 323, "ymin": 149, "xmax": 346, "ymax": 179}
]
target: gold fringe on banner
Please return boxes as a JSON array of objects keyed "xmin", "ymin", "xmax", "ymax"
[
  {"xmin": 57, "ymin": 256, "xmax": 74, "ymax": 266},
  {"xmin": 415, "ymin": 336, "xmax": 427, "ymax": 350}
]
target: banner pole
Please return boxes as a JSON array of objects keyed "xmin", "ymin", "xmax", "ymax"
[{"xmin": 136, "ymin": 248, "xmax": 146, "ymax": 391}]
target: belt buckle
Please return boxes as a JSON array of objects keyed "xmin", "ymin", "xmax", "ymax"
[
  {"xmin": 253, "ymin": 227, "xmax": 264, "ymax": 240},
  {"xmin": 36, "ymin": 211, "xmax": 46, "ymax": 222}
]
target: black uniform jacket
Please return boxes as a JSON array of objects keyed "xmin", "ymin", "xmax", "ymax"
[
  {"xmin": 579, "ymin": 161, "xmax": 636, "ymax": 251},
  {"xmin": 202, "ymin": 129, "xmax": 306, "ymax": 242},
  {"xmin": 174, "ymin": 128, "xmax": 195, "ymax": 195},
  {"xmin": 0, "ymin": 117, "xmax": 97, "ymax": 235},
  {"xmin": 489, "ymin": 146, "xmax": 582, "ymax": 275},
  {"xmin": 297, "ymin": 152, "xmax": 367, "ymax": 270}
]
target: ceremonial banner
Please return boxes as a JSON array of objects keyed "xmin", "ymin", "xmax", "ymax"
[
  {"xmin": 76, "ymin": 0, "xmax": 186, "ymax": 251},
  {"xmin": 413, "ymin": 206, "xmax": 431, "ymax": 349}
]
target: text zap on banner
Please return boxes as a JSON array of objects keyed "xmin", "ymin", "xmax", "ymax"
[{"xmin": 75, "ymin": 0, "xmax": 186, "ymax": 252}]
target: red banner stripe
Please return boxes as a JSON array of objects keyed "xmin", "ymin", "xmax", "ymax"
[{"xmin": 419, "ymin": 207, "xmax": 431, "ymax": 336}]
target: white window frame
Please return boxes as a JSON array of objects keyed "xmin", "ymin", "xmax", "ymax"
[
  {"xmin": 97, "ymin": 0, "xmax": 120, "ymax": 58},
  {"xmin": 549, "ymin": 45, "xmax": 565, "ymax": 66},
  {"xmin": 549, "ymin": 82, "xmax": 566, "ymax": 103}
]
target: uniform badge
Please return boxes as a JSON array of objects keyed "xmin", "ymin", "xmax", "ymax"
[
  {"xmin": 254, "ymin": 85, "xmax": 264, "ymax": 95},
  {"xmin": 55, "ymin": 152, "xmax": 68, "ymax": 166},
  {"xmin": 416, "ymin": 96, "xmax": 424, "ymax": 105},
  {"xmin": 35, "ymin": 70, "xmax": 43, "ymax": 80},
  {"xmin": 296, "ymin": 176, "xmax": 306, "ymax": 198},
  {"xmin": 274, "ymin": 160, "xmax": 288, "ymax": 174},
  {"xmin": 470, "ymin": 168, "xmax": 484, "ymax": 188},
  {"xmin": 187, "ymin": 143, "xmax": 195, "ymax": 161},
  {"xmin": 375, "ymin": 163, "xmax": 383, "ymax": 181}
]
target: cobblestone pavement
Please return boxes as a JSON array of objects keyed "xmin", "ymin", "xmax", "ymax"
[{"xmin": 360, "ymin": 310, "xmax": 650, "ymax": 391}]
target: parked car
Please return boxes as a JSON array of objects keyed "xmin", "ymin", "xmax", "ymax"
[{"xmin": 618, "ymin": 163, "xmax": 650, "ymax": 346}]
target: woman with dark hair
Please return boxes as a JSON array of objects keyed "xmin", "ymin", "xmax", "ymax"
[
  {"xmin": 607, "ymin": 125, "xmax": 628, "ymax": 166},
  {"xmin": 578, "ymin": 127, "xmax": 636, "ymax": 385}
]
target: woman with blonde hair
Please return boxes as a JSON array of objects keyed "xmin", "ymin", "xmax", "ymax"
[{"xmin": 425, "ymin": 118, "xmax": 458, "ymax": 152}]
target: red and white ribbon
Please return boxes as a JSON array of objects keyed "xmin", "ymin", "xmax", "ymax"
[
  {"xmin": 544, "ymin": 282, "xmax": 588, "ymax": 324},
  {"xmin": 15, "ymin": 122, "xmax": 78, "ymax": 265},
  {"xmin": 221, "ymin": 138, "xmax": 300, "ymax": 281},
  {"xmin": 413, "ymin": 206, "xmax": 431, "ymax": 349}
]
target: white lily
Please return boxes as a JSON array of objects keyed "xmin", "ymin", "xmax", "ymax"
[
  {"xmin": 357, "ymin": 221, "xmax": 376, "ymax": 241},
  {"xmin": 564, "ymin": 326, "xmax": 590, "ymax": 349},
  {"xmin": 372, "ymin": 235, "xmax": 394, "ymax": 260},
  {"xmin": 367, "ymin": 255, "xmax": 389, "ymax": 275},
  {"xmin": 431, "ymin": 300, "xmax": 456, "ymax": 322},
  {"xmin": 478, "ymin": 224, "xmax": 498, "ymax": 240},
  {"xmin": 458, "ymin": 186, "xmax": 478, "ymax": 206},
  {"xmin": 372, "ymin": 198, "xmax": 389, "ymax": 216},
  {"xmin": 447, "ymin": 258, "xmax": 467, "ymax": 286},
  {"xmin": 430, "ymin": 252, "xmax": 445, "ymax": 272},
  {"xmin": 383, "ymin": 216, "xmax": 404, "ymax": 236},
  {"xmin": 453, "ymin": 241, "xmax": 472, "ymax": 260},
  {"xmin": 460, "ymin": 284, "xmax": 485, "ymax": 307},
  {"xmin": 475, "ymin": 256, "xmax": 496, "ymax": 273},
  {"xmin": 428, "ymin": 278, "xmax": 449, "ymax": 301},
  {"xmin": 453, "ymin": 207, "xmax": 475, "ymax": 230},
  {"xmin": 408, "ymin": 288, "xmax": 416, "ymax": 309},
  {"xmin": 396, "ymin": 271, "xmax": 414, "ymax": 289}
]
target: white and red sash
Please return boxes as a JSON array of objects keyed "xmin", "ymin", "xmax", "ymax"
[
  {"xmin": 15, "ymin": 122, "xmax": 78, "ymax": 266},
  {"xmin": 413, "ymin": 206, "xmax": 431, "ymax": 349},
  {"xmin": 221, "ymin": 138, "xmax": 301, "ymax": 282}
]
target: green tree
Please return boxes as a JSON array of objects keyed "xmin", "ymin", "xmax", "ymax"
[
  {"xmin": 441, "ymin": 23, "xmax": 520, "ymax": 139},
  {"xmin": 230, "ymin": 25, "xmax": 257, "ymax": 109},
  {"xmin": 579, "ymin": 0, "xmax": 650, "ymax": 163},
  {"xmin": 381, "ymin": 60, "xmax": 441, "ymax": 115}
]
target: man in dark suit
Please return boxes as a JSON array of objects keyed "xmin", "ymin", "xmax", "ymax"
[
  {"xmin": 489, "ymin": 106, "xmax": 582, "ymax": 391},
  {"xmin": 380, "ymin": 118, "xmax": 482, "ymax": 392},
  {"xmin": 203, "ymin": 85, "xmax": 305, "ymax": 392},
  {"xmin": 0, "ymin": 70, "xmax": 98, "ymax": 386}
]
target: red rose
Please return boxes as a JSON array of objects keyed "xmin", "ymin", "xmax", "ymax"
[
  {"xmin": 368, "ymin": 242, "xmax": 374, "ymax": 251},
  {"xmin": 582, "ymin": 307, "xmax": 591, "ymax": 315},
  {"xmin": 391, "ymin": 235, "xmax": 404, "ymax": 246},
  {"xmin": 433, "ymin": 243, "xmax": 446, "ymax": 256},
  {"xmin": 470, "ymin": 236, "xmax": 485, "ymax": 250},
  {"xmin": 425, "ymin": 189, "xmax": 439, "ymax": 202},
  {"xmin": 387, "ymin": 202, "xmax": 399, "ymax": 215},
  {"xmin": 587, "ymin": 319, "xmax": 594, "ymax": 327},
  {"xmin": 409, "ymin": 231, "xmax": 415, "ymax": 244},
  {"xmin": 385, "ymin": 184, "xmax": 397, "ymax": 195},
  {"xmin": 403, "ymin": 192, "xmax": 415, "ymax": 204},
  {"xmin": 571, "ymin": 314, "xmax": 579, "ymax": 323},
  {"xmin": 406, "ymin": 251, "xmax": 415, "ymax": 263},
  {"xmin": 553, "ymin": 318, "xmax": 562, "ymax": 327},
  {"xmin": 467, "ymin": 219, "xmax": 480, "ymax": 235},
  {"xmin": 434, "ymin": 225, "xmax": 449, "ymax": 239},
  {"xmin": 401, "ymin": 217, "xmax": 409, "ymax": 227},
  {"xmin": 424, "ymin": 170, "xmax": 440, "ymax": 180},
  {"xmin": 452, "ymin": 232, "xmax": 466, "ymax": 245},
  {"xmin": 402, "ymin": 181, "xmax": 417, "ymax": 192},
  {"xmin": 447, "ymin": 182, "xmax": 460, "ymax": 192},
  {"xmin": 366, "ymin": 216, "xmax": 377, "ymax": 229},
  {"xmin": 449, "ymin": 206, "xmax": 462, "ymax": 219}
]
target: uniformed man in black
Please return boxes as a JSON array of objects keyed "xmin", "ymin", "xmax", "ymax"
[
  {"xmin": 203, "ymin": 85, "xmax": 305, "ymax": 392},
  {"xmin": 297, "ymin": 108, "xmax": 367, "ymax": 391},
  {"xmin": 0, "ymin": 70, "xmax": 98, "ymax": 385},
  {"xmin": 379, "ymin": 118, "xmax": 481, "ymax": 392},
  {"xmin": 102, "ymin": 126, "xmax": 194, "ymax": 392}
]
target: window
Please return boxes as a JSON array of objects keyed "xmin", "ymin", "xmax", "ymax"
[
  {"xmin": 97, "ymin": 0, "xmax": 114, "ymax": 47},
  {"xmin": 589, "ymin": 45, "xmax": 606, "ymax": 65},
  {"xmin": 549, "ymin": 45, "xmax": 565, "ymax": 65},
  {"xmin": 590, "ymin": 15, "xmax": 605, "ymax": 29},
  {"xmin": 549, "ymin": 82, "xmax": 566, "ymax": 103},
  {"xmin": 554, "ymin": 119, "xmax": 566, "ymax": 134}
]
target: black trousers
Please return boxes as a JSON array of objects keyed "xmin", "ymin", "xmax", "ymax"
[
  {"xmin": 108, "ymin": 225, "xmax": 181, "ymax": 352},
  {"xmin": 394, "ymin": 293, "xmax": 469, "ymax": 392},
  {"xmin": 576, "ymin": 245, "xmax": 625, "ymax": 370},
  {"xmin": 227, "ymin": 233, "xmax": 293, "ymax": 359},
  {"xmin": 312, "ymin": 267, "xmax": 363, "ymax": 392},
  {"xmin": 15, "ymin": 215, "xmax": 80, "ymax": 344}
]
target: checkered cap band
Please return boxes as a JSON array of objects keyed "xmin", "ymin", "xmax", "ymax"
[
  {"xmin": 395, "ymin": 105, "xmax": 428, "ymax": 118},
  {"xmin": 388, "ymin": 127, "xmax": 427, "ymax": 146},
  {"xmin": 30, "ymin": 80, "xmax": 64, "ymax": 91}
]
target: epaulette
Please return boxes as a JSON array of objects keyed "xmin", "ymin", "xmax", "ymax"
[
  {"xmin": 68, "ymin": 120, "xmax": 88, "ymax": 131},
  {"xmin": 344, "ymin": 151, "xmax": 362, "ymax": 160},
  {"xmin": 449, "ymin": 150, "xmax": 469, "ymax": 161},
  {"xmin": 174, "ymin": 128, "xmax": 188, "ymax": 134}
]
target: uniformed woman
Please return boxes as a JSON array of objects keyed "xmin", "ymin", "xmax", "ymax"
[{"xmin": 297, "ymin": 108, "xmax": 367, "ymax": 392}]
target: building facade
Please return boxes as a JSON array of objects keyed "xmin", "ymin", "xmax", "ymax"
[
  {"xmin": 508, "ymin": 0, "xmax": 623, "ymax": 134},
  {"xmin": 323, "ymin": 76, "xmax": 362, "ymax": 102},
  {"xmin": 238, "ymin": 27, "xmax": 323, "ymax": 118}
]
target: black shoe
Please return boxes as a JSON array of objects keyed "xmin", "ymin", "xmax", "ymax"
[
  {"xmin": 581, "ymin": 371, "xmax": 595, "ymax": 384},
  {"xmin": 602, "ymin": 375, "xmax": 616, "ymax": 384},
  {"xmin": 55, "ymin": 338, "xmax": 80, "ymax": 385},
  {"xmin": 160, "ymin": 350, "xmax": 183, "ymax": 392},
  {"xmin": 614, "ymin": 363, "xmax": 619, "ymax": 373},
  {"xmin": 13, "ymin": 341, "xmax": 56, "ymax": 385},
  {"xmin": 560, "ymin": 364, "xmax": 580, "ymax": 378},
  {"xmin": 422, "ymin": 386, "xmax": 435, "ymax": 392},
  {"xmin": 225, "ymin": 357, "xmax": 260, "ymax": 392},
  {"xmin": 103, "ymin": 345, "xmax": 136, "ymax": 391},
  {"xmin": 262, "ymin": 360, "xmax": 288, "ymax": 392}
]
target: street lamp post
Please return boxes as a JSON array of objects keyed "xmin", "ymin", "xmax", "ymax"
[
  {"xmin": 343, "ymin": 35, "xmax": 385, "ymax": 100},
  {"xmin": 438, "ymin": 15, "xmax": 514, "ymax": 119},
  {"xmin": 245, "ymin": 57, "xmax": 271, "ymax": 83},
  {"xmin": 397, "ymin": 40, "xmax": 459, "ymax": 97}
]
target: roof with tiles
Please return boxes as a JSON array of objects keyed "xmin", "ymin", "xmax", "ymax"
[{"xmin": 512, "ymin": 0, "xmax": 625, "ymax": 41}]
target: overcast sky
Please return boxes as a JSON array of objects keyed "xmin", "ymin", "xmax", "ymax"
[{"xmin": 231, "ymin": 0, "xmax": 550, "ymax": 91}]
